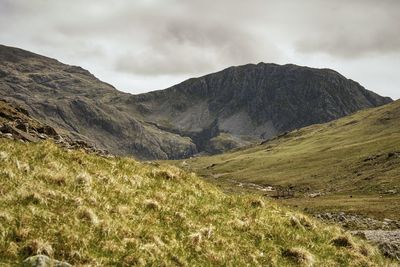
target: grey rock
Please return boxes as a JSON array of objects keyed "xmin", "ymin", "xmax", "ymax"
[
  {"xmin": 37, "ymin": 125, "xmax": 58, "ymax": 137},
  {"xmin": 2, "ymin": 133, "xmax": 13, "ymax": 139},
  {"xmin": 352, "ymin": 230, "xmax": 400, "ymax": 261},
  {"xmin": 21, "ymin": 255, "xmax": 72, "ymax": 267},
  {"xmin": 15, "ymin": 122, "xmax": 29, "ymax": 132},
  {"xmin": 315, "ymin": 212, "xmax": 400, "ymax": 231}
]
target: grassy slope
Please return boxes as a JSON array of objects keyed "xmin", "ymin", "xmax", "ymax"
[
  {"xmin": 0, "ymin": 140, "xmax": 390, "ymax": 266},
  {"xmin": 182, "ymin": 100, "xmax": 400, "ymax": 219}
]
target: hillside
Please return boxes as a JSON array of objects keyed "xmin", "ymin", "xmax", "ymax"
[
  {"xmin": 0, "ymin": 139, "xmax": 391, "ymax": 266},
  {"xmin": 0, "ymin": 44, "xmax": 392, "ymax": 160},
  {"xmin": 181, "ymin": 100, "xmax": 400, "ymax": 219},
  {"xmin": 0, "ymin": 45, "xmax": 196, "ymax": 160}
]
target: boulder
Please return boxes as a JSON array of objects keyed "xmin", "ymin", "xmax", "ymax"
[
  {"xmin": 21, "ymin": 255, "xmax": 72, "ymax": 267},
  {"xmin": 16, "ymin": 122, "xmax": 29, "ymax": 133},
  {"xmin": 0, "ymin": 124, "xmax": 39, "ymax": 142},
  {"xmin": 37, "ymin": 125, "xmax": 58, "ymax": 137}
]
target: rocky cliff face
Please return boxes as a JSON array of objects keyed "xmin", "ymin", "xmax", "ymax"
[
  {"xmin": 0, "ymin": 45, "xmax": 392, "ymax": 159},
  {"xmin": 118, "ymin": 63, "xmax": 392, "ymax": 152}
]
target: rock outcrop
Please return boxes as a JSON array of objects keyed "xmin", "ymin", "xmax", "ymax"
[
  {"xmin": 21, "ymin": 255, "xmax": 71, "ymax": 267},
  {"xmin": 0, "ymin": 99, "xmax": 109, "ymax": 156}
]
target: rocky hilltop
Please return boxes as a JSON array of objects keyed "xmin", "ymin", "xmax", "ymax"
[{"xmin": 0, "ymin": 45, "xmax": 392, "ymax": 159}]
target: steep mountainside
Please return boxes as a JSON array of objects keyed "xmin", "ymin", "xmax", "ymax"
[
  {"xmin": 0, "ymin": 45, "xmax": 196, "ymax": 160},
  {"xmin": 120, "ymin": 63, "xmax": 392, "ymax": 153},
  {"xmin": 0, "ymin": 45, "xmax": 392, "ymax": 159}
]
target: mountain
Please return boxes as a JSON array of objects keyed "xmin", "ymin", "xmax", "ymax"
[
  {"xmin": 0, "ymin": 45, "xmax": 196, "ymax": 160},
  {"xmin": 181, "ymin": 100, "xmax": 400, "ymax": 219},
  {"xmin": 0, "ymin": 44, "xmax": 392, "ymax": 159},
  {"xmin": 122, "ymin": 63, "xmax": 392, "ymax": 154},
  {"xmin": 0, "ymin": 138, "xmax": 389, "ymax": 265}
]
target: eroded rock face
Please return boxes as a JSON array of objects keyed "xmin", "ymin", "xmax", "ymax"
[{"xmin": 0, "ymin": 45, "xmax": 392, "ymax": 159}]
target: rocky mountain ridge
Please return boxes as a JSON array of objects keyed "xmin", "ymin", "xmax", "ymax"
[
  {"xmin": 0, "ymin": 44, "xmax": 392, "ymax": 159},
  {"xmin": 0, "ymin": 45, "xmax": 196, "ymax": 159}
]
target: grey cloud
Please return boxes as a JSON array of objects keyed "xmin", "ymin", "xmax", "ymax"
[
  {"xmin": 0, "ymin": 0, "xmax": 399, "ymax": 99},
  {"xmin": 292, "ymin": 0, "xmax": 400, "ymax": 57},
  {"xmin": 115, "ymin": 18, "xmax": 280, "ymax": 75}
]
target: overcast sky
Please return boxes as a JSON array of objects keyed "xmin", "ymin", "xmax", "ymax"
[{"xmin": 1, "ymin": 0, "xmax": 399, "ymax": 99}]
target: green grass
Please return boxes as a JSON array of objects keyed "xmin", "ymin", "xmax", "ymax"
[
  {"xmin": 0, "ymin": 140, "xmax": 392, "ymax": 266},
  {"xmin": 280, "ymin": 194, "xmax": 400, "ymax": 221},
  {"xmin": 177, "ymin": 101, "xmax": 400, "ymax": 220}
]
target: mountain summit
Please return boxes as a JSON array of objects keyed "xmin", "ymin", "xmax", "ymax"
[
  {"xmin": 0, "ymin": 45, "xmax": 392, "ymax": 159},
  {"xmin": 123, "ymin": 63, "xmax": 392, "ymax": 153}
]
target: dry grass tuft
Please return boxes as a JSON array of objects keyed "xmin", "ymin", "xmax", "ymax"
[
  {"xmin": 102, "ymin": 240, "xmax": 123, "ymax": 254},
  {"xmin": 189, "ymin": 232, "xmax": 202, "ymax": 246},
  {"xmin": 21, "ymin": 239, "xmax": 53, "ymax": 258},
  {"xmin": 139, "ymin": 242, "xmax": 162, "ymax": 257},
  {"xmin": 5, "ymin": 242, "xmax": 19, "ymax": 258},
  {"xmin": 13, "ymin": 228, "xmax": 30, "ymax": 242},
  {"xmin": 116, "ymin": 205, "xmax": 131, "ymax": 215},
  {"xmin": 153, "ymin": 170, "xmax": 175, "ymax": 180},
  {"xmin": 75, "ymin": 172, "xmax": 92, "ymax": 186},
  {"xmin": 174, "ymin": 212, "xmax": 186, "ymax": 220},
  {"xmin": 152, "ymin": 166, "xmax": 182, "ymax": 180},
  {"xmin": 0, "ymin": 150, "xmax": 9, "ymax": 160},
  {"xmin": 78, "ymin": 208, "xmax": 99, "ymax": 226},
  {"xmin": 331, "ymin": 235, "xmax": 355, "ymax": 248},
  {"xmin": 290, "ymin": 214, "xmax": 316, "ymax": 230},
  {"xmin": 171, "ymin": 255, "xmax": 186, "ymax": 267},
  {"xmin": 15, "ymin": 160, "xmax": 30, "ymax": 173},
  {"xmin": 199, "ymin": 225, "xmax": 214, "ymax": 239},
  {"xmin": 130, "ymin": 174, "xmax": 144, "ymax": 188},
  {"xmin": 189, "ymin": 225, "xmax": 214, "ymax": 248},
  {"xmin": 144, "ymin": 199, "xmax": 160, "ymax": 210},
  {"xmin": 123, "ymin": 238, "xmax": 139, "ymax": 249},
  {"xmin": 358, "ymin": 244, "xmax": 376, "ymax": 257},
  {"xmin": 21, "ymin": 192, "xmax": 44, "ymax": 205},
  {"xmin": 230, "ymin": 218, "xmax": 250, "ymax": 231},
  {"xmin": 121, "ymin": 255, "xmax": 141, "ymax": 266},
  {"xmin": 283, "ymin": 247, "xmax": 315, "ymax": 266},
  {"xmin": 0, "ymin": 211, "xmax": 13, "ymax": 223},
  {"xmin": 48, "ymin": 175, "xmax": 67, "ymax": 186},
  {"xmin": 250, "ymin": 198, "xmax": 265, "ymax": 208}
]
